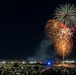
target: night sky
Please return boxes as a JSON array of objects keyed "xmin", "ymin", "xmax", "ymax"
[{"xmin": 0, "ymin": 0, "xmax": 76, "ymax": 60}]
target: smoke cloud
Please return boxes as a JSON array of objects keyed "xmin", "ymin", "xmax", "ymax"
[{"xmin": 27, "ymin": 39, "xmax": 58, "ymax": 61}]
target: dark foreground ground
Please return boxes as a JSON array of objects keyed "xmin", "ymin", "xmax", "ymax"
[{"xmin": 0, "ymin": 63, "xmax": 76, "ymax": 75}]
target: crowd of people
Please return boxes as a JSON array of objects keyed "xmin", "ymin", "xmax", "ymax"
[
  {"xmin": 0, "ymin": 63, "xmax": 46, "ymax": 75},
  {"xmin": 0, "ymin": 63, "xmax": 76, "ymax": 75}
]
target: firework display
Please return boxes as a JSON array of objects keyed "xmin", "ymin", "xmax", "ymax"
[{"xmin": 45, "ymin": 4, "xmax": 76, "ymax": 62}]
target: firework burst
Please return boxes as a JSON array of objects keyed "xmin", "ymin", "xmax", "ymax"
[
  {"xmin": 45, "ymin": 20, "xmax": 73, "ymax": 58},
  {"xmin": 54, "ymin": 4, "xmax": 76, "ymax": 26}
]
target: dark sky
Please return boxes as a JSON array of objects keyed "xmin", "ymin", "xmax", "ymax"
[{"xmin": 0, "ymin": 0, "xmax": 76, "ymax": 60}]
